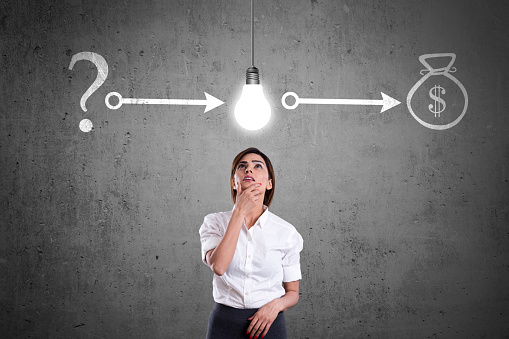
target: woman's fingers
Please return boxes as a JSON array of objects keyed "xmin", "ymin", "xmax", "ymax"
[
  {"xmin": 236, "ymin": 182, "xmax": 264, "ymax": 216},
  {"xmin": 253, "ymin": 322, "xmax": 268, "ymax": 339},
  {"xmin": 238, "ymin": 182, "xmax": 259, "ymax": 197},
  {"xmin": 248, "ymin": 186, "xmax": 263, "ymax": 203},
  {"xmin": 261, "ymin": 326, "xmax": 270, "ymax": 338},
  {"xmin": 247, "ymin": 310, "xmax": 275, "ymax": 339},
  {"xmin": 247, "ymin": 182, "xmax": 262, "ymax": 192},
  {"xmin": 246, "ymin": 316, "xmax": 263, "ymax": 338},
  {"xmin": 238, "ymin": 183, "xmax": 262, "ymax": 201},
  {"xmin": 255, "ymin": 319, "xmax": 271, "ymax": 339},
  {"xmin": 247, "ymin": 320, "xmax": 270, "ymax": 339},
  {"xmin": 237, "ymin": 181, "xmax": 242, "ymax": 196}
]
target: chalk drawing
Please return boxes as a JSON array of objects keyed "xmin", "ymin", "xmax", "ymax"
[
  {"xmin": 428, "ymin": 85, "xmax": 446, "ymax": 117},
  {"xmin": 79, "ymin": 119, "xmax": 93, "ymax": 133},
  {"xmin": 68, "ymin": 52, "xmax": 225, "ymax": 132},
  {"xmin": 281, "ymin": 91, "xmax": 401, "ymax": 113},
  {"xmin": 407, "ymin": 53, "xmax": 468, "ymax": 130},
  {"xmin": 68, "ymin": 52, "xmax": 109, "ymax": 132},
  {"xmin": 105, "ymin": 91, "xmax": 224, "ymax": 113}
]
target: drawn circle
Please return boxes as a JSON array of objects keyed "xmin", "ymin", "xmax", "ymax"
[
  {"xmin": 406, "ymin": 72, "xmax": 468, "ymax": 130},
  {"xmin": 281, "ymin": 92, "xmax": 299, "ymax": 110},
  {"xmin": 79, "ymin": 119, "xmax": 93, "ymax": 132},
  {"xmin": 105, "ymin": 92, "xmax": 123, "ymax": 110}
]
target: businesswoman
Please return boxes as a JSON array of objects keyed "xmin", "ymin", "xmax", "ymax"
[{"xmin": 199, "ymin": 147, "xmax": 303, "ymax": 339}]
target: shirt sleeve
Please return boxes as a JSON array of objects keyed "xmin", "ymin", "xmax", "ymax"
[
  {"xmin": 282, "ymin": 231, "xmax": 304, "ymax": 282},
  {"xmin": 199, "ymin": 214, "xmax": 224, "ymax": 265}
]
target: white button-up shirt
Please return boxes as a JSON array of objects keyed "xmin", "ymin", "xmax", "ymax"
[{"xmin": 199, "ymin": 207, "xmax": 303, "ymax": 309}]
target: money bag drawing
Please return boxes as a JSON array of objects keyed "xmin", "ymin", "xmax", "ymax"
[{"xmin": 407, "ymin": 53, "xmax": 468, "ymax": 130}]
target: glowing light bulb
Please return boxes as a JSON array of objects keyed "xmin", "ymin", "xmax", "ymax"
[
  {"xmin": 234, "ymin": 66, "xmax": 271, "ymax": 131},
  {"xmin": 234, "ymin": 84, "xmax": 271, "ymax": 131}
]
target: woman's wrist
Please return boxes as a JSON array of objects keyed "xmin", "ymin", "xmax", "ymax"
[
  {"xmin": 232, "ymin": 207, "xmax": 246, "ymax": 220},
  {"xmin": 233, "ymin": 203, "xmax": 258, "ymax": 220},
  {"xmin": 276, "ymin": 289, "xmax": 299, "ymax": 312},
  {"xmin": 276, "ymin": 298, "xmax": 286, "ymax": 313},
  {"xmin": 267, "ymin": 298, "xmax": 284, "ymax": 313}
]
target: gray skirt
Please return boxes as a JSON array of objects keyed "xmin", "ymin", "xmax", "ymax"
[{"xmin": 206, "ymin": 303, "xmax": 287, "ymax": 339}]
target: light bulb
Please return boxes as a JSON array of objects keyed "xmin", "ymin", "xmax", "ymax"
[
  {"xmin": 234, "ymin": 66, "xmax": 271, "ymax": 131},
  {"xmin": 234, "ymin": 84, "xmax": 271, "ymax": 131}
]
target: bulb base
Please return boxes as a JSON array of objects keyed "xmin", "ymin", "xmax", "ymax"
[{"xmin": 246, "ymin": 66, "xmax": 260, "ymax": 84}]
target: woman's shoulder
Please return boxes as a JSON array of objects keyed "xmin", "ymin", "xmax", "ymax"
[
  {"xmin": 266, "ymin": 211, "xmax": 303, "ymax": 249},
  {"xmin": 266, "ymin": 211, "xmax": 299, "ymax": 233},
  {"xmin": 203, "ymin": 209, "xmax": 233, "ymax": 223}
]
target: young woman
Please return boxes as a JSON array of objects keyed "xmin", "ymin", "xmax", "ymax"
[{"xmin": 199, "ymin": 147, "xmax": 303, "ymax": 339}]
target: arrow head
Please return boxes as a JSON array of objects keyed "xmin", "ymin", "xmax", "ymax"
[
  {"xmin": 380, "ymin": 92, "xmax": 401, "ymax": 113},
  {"xmin": 204, "ymin": 92, "xmax": 225, "ymax": 113}
]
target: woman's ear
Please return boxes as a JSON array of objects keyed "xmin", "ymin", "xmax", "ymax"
[
  {"xmin": 266, "ymin": 179, "xmax": 273, "ymax": 190},
  {"xmin": 232, "ymin": 179, "xmax": 237, "ymax": 191}
]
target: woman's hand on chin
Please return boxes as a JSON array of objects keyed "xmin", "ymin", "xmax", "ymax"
[
  {"xmin": 246, "ymin": 299, "xmax": 282, "ymax": 339},
  {"xmin": 235, "ymin": 181, "xmax": 263, "ymax": 217}
]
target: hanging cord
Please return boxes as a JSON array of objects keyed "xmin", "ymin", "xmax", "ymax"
[
  {"xmin": 251, "ymin": 0, "xmax": 254, "ymax": 67},
  {"xmin": 245, "ymin": 0, "xmax": 259, "ymax": 84}
]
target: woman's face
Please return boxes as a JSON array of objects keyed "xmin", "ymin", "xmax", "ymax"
[{"xmin": 232, "ymin": 153, "xmax": 273, "ymax": 193}]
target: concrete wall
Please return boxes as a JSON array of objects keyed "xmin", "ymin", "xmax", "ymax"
[{"xmin": 1, "ymin": 0, "xmax": 508, "ymax": 337}]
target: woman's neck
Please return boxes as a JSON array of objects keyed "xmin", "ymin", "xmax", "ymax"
[{"xmin": 244, "ymin": 203, "xmax": 265, "ymax": 229}]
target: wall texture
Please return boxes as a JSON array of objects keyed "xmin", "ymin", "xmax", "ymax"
[{"xmin": 1, "ymin": 0, "xmax": 508, "ymax": 338}]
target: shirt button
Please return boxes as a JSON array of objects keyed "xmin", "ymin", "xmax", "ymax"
[
  {"xmin": 246, "ymin": 274, "xmax": 250, "ymax": 278},
  {"xmin": 248, "ymin": 254, "xmax": 252, "ymax": 259},
  {"xmin": 245, "ymin": 292, "xmax": 249, "ymax": 295}
]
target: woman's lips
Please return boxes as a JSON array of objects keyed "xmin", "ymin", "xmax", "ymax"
[{"xmin": 243, "ymin": 176, "xmax": 255, "ymax": 182}]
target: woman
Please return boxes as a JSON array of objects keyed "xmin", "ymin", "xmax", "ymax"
[{"xmin": 199, "ymin": 147, "xmax": 303, "ymax": 339}]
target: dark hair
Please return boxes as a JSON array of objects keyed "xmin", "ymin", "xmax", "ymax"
[{"xmin": 230, "ymin": 147, "xmax": 275, "ymax": 207}]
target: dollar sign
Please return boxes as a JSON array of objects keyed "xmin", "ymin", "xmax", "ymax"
[{"xmin": 428, "ymin": 85, "xmax": 446, "ymax": 117}]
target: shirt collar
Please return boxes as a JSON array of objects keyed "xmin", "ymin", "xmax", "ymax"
[{"xmin": 258, "ymin": 205, "xmax": 269, "ymax": 228}]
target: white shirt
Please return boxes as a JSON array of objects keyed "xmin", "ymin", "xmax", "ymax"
[{"xmin": 199, "ymin": 207, "xmax": 303, "ymax": 309}]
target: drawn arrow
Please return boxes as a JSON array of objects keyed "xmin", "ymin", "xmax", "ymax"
[
  {"xmin": 281, "ymin": 92, "xmax": 401, "ymax": 113},
  {"xmin": 105, "ymin": 92, "xmax": 224, "ymax": 113}
]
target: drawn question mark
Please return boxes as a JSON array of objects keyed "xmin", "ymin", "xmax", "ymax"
[{"xmin": 68, "ymin": 52, "xmax": 108, "ymax": 132}]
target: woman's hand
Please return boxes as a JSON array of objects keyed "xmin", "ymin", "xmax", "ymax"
[
  {"xmin": 246, "ymin": 299, "xmax": 282, "ymax": 339},
  {"xmin": 235, "ymin": 181, "xmax": 263, "ymax": 217},
  {"xmin": 246, "ymin": 281, "xmax": 300, "ymax": 338}
]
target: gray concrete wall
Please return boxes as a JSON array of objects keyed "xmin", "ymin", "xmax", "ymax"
[{"xmin": 1, "ymin": 0, "xmax": 508, "ymax": 337}]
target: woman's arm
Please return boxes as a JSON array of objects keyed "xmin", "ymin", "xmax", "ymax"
[
  {"xmin": 279, "ymin": 280, "xmax": 300, "ymax": 311},
  {"xmin": 247, "ymin": 281, "xmax": 300, "ymax": 339},
  {"xmin": 205, "ymin": 209, "xmax": 243, "ymax": 276},
  {"xmin": 205, "ymin": 182, "xmax": 263, "ymax": 276}
]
